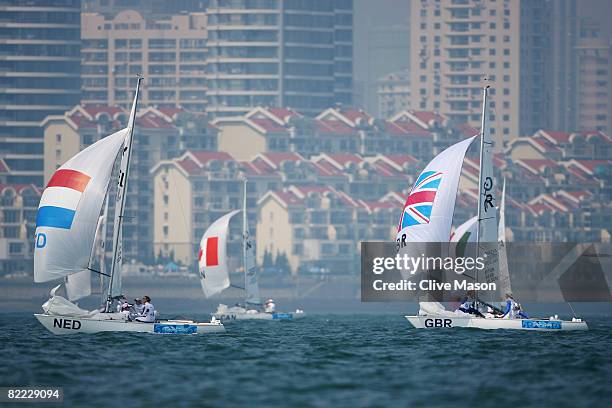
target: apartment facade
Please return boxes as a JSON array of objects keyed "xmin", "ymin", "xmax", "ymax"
[
  {"xmin": 575, "ymin": 19, "xmax": 611, "ymax": 133},
  {"xmin": 212, "ymin": 106, "xmax": 476, "ymax": 161},
  {"xmin": 410, "ymin": 0, "xmax": 520, "ymax": 142},
  {"xmin": 377, "ymin": 69, "xmax": 411, "ymax": 118},
  {"xmin": 81, "ymin": 10, "xmax": 207, "ymax": 110},
  {"xmin": 0, "ymin": 183, "xmax": 41, "ymax": 275},
  {"xmin": 205, "ymin": 0, "xmax": 353, "ymax": 118},
  {"xmin": 0, "ymin": 0, "xmax": 81, "ymax": 185}
]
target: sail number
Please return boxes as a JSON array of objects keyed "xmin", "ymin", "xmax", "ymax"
[
  {"xmin": 424, "ymin": 318, "xmax": 452, "ymax": 328},
  {"xmin": 35, "ymin": 233, "xmax": 47, "ymax": 248},
  {"xmin": 53, "ymin": 318, "xmax": 81, "ymax": 330},
  {"xmin": 482, "ymin": 176, "xmax": 494, "ymax": 212}
]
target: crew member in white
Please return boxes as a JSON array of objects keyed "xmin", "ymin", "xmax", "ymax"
[
  {"xmin": 264, "ymin": 299, "xmax": 276, "ymax": 314},
  {"xmin": 135, "ymin": 295, "xmax": 156, "ymax": 323}
]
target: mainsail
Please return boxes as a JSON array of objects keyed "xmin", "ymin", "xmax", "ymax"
[
  {"xmin": 475, "ymin": 86, "xmax": 500, "ymax": 290},
  {"xmin": 497, "ymin": 179, "xmax": 512, "ymax": 296},
  {"xmin": 243, "ymin": 179, "xmax": 260, "ymax": 305},
  {"xmin": 34, "ymin": 128, "xmax": 127, "ymax": 283},
  {"xmin": 199, "ymin": 210, "xmax": 239, "ymax": 297},
  {"xmin": 107, "ymin": 77, "xmax": 142, "ymax": 301}
]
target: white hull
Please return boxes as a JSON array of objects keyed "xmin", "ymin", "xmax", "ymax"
[
  {"xmin": 212, "ymin": 304, "xmax": 304, "ymax": 322},
  {"xmin": 35, "ymin": 313, "xmax": 225, "ymax": 335},
  {"xmin": 405, "ymin": 315, "xmax": 588, "ymax": 331}
]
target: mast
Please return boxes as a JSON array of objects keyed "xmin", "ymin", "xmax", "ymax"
[
  {"xmin": 106, "ymin": 76, "xmax": 142, "ymax": 311},
  {"xmin": 242, "ymin": 177, "xmax": 248, "ymax": 300}
]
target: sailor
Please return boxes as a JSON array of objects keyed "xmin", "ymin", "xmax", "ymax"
[
  {"xmin": 264, "ymin": 299, "xmax": 276, "ymax": 313},
  {"xmin": 133, "ymin": 297, "xmax": 145, "ymax": 315},
  {"xmin": 499, "ymin": 293, "xmax": 528, "ymax": 319},
  {"xmin": 116, "ymin": 295, "xmax": 130, "ymax": 313},
  {"xmin": 134, "ymin": 295, "xmax": 156, "ymax": 323},
  {"xmin": 457, "ymin": 294, "xmax": 485, "ymax": 318}
]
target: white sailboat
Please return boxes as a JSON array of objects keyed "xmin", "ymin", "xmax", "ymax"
[
  {"xmin": 403, "ymin": 86, "xmax": 587, "ymax": 331},
  {"xmin": 199, "ymin": 178, "xmax": 304, "ymax": 321},
  {"xmin": 33, "ymin": 78, "xmax": 224, "ymax": 335}
]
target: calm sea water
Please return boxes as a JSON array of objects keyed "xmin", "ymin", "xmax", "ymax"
[{"xmin": 1, "ymin": 313, "xmax": 611, "ymax": 408}]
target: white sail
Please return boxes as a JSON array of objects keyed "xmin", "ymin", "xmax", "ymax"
[
  {"xmin": 34, "ymin": 128, "xmax": 127, "ymax": 283},
  {"xmin": 199, "ymin": 210, "xmax": 240, "ymax": 297},
  {"xmin": 97, "ymin": 201, "xmax": 109, "ymax": 301},
  {"xmin": 107, "ymin": 77, "xmax": 141, "ymax": 301},
  {"xmin": 397, "ymin": 136, "xmax": 476, "ymax": 243},
  {"xmin": 497, "ymin": 179, "xmax": 512, "ymax": 296},
  {"xmin": 243, "ymin": 180, "xmax": 260, "ymax": 305},
  {"xmin": 65, "ymin": 271, "xmax": 91, "ymax": 301},
  {"xmin": 450, "ymin": 215, "xmax": 477, "ymax": 259},
  {"xmin": 476, "ymin": 86, "xmax": 499, "ymax": 287},
  {"xmin": 451, "ymin": 216, "xmax": 477, "ymax": 243}
]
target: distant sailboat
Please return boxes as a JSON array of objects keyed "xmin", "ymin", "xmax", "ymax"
[
  {"xmin": 402, "ymin": 86, "xmax": 587, "ymax": 331},
  {"xmin": 33, "ymin": 77, "xmax": 224, "ymax": 335},
  {"xmin": 199, "ymin": 178, "xmax": 304, "ymax": 321}
]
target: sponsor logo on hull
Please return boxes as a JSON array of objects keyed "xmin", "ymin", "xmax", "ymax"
[
  {"xmin": 272, "ymin": 313, "xmax": 293, "ymax": 320},
  {"xmin": 521, "ymin": 320, "xmax": 562, "ymax": 330},
  {"xmin": 153, "ymin": 324, "xmax": 197, "ymax": 334}
]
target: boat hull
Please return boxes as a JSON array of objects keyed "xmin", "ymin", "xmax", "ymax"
[
  {"xmin": 212, "ymin": 310, "xmax": 305, "ymax": 322},
  {"xmin": 34, "ymin": 314, "xmax": 225, "ymax": 335},
  {"xmin": 405, "ymin": 315, "xmax": 588, "ymax": 331}
]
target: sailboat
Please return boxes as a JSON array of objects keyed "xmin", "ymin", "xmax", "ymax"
[
  {"xmin": 33, "ymin": 77, "xmax": 224, "ymax": 335},
  {"xmin": 402, "ymin": 85, "xmax": 587, "ymax": 331},
  {"xmin": 199, "ymin": 178, "xmax": 304, "ymax": 321}
]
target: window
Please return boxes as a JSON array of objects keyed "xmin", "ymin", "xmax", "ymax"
[{"xmin": 56, "ymin": 134, "xmax": 61, "ymax": 142}]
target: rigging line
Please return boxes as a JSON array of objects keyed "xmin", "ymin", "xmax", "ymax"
[
  {"xmin": 87, "ymin": 267, "xmax": 111, "ymax": 277},
  {"xmin": 230, "ymin": 284, "xmax": 245, "ymax": 290},
  {"xmin": 478, "ymin": 216, "xmax": 496, "ymax": 221},
  {"xmin": 567, "ymin": 301, "xmax": 577, "ymax": 318}
]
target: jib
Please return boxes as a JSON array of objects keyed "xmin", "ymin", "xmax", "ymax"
[
  {"xmin": 53, "ymin": 318, "xmax": 81, "ymax": 330},
  {"xmin": 424, "ymin": 318, "xmax": 452, "ymax": 328}
]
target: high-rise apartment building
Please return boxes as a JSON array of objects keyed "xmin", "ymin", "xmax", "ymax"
[
  {"xmin": 410, "ymin": 0, "xmax": 586, "ymax": 141},
  {"xmin": 410, "ymin": 0, "xmax": 520, "ymax": 141},
  {"xmin": 377, "ymin": 69, "xmax": 411, "ymax": 118},
  {"xmin": 0, "ymin": 0, "xmax": 81, "ymax": 186},
  {"xmin": 81, "ymin": 10, "xmax": 208, "ymax": 111},
  {"xmin": 83, "ymin": 0, "xmax": 208, "ymax": 17},
  {"xmin": 205, "ymin": 0, "xmax": 353, "ymax": 118},
  {"xmin": 575, "ymin": 18, "xmax": 610, "ymax": 133}
]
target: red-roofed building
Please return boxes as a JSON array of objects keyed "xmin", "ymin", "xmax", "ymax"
[
  {"xmin": 257, "ymin": 184, "xmax": 400, "ymax": 274},
  {"xmin": 0, "ymin": 183, "xmax": 41, "ymax": 274}
]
